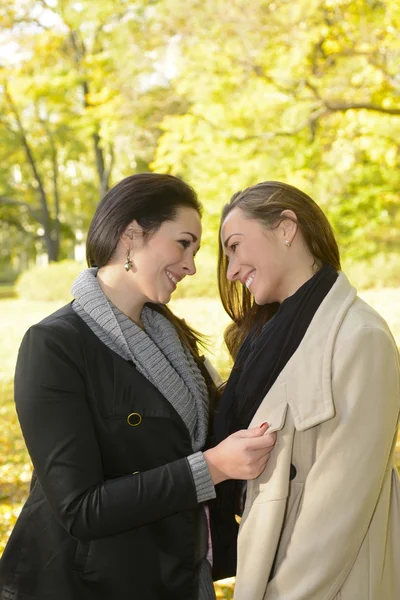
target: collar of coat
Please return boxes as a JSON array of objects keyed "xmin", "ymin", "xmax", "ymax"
[{"xmin": 249, "ymin": 272, "xmax": 357, "ymax": 433}]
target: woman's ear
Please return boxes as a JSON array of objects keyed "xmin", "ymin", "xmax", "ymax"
[
  {"xmin": 279, "ymin": 210, "xmax": 298, "ymax": 245},
  {"xmin": 120, "ymin": 221, "xmax": 144, "ymax": 272},
  {"xmin": 120, "ymin": 220, "xmax": 143, "ymax": 247}
]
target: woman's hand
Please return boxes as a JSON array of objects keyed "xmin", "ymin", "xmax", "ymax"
[{"xmin": 204, "ymin": 423, "xmax": 276, "ymax": 485}]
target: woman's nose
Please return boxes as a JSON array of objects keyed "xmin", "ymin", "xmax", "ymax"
[
  {"xmin": 183, "ymin": 255, "xmax": 196, "ymax": 276},
  {"xmin": 226, "ymin": 258, "xmax": 239, "ymax": 282}
]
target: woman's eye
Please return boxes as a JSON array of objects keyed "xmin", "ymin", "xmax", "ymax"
[
  {"xmin": 179, "ymin": 239, "xmax": 191, "ymax": 249},
  {"xmin": 230, "ymin": 242, "xmax": 239, "ymax": 253}
]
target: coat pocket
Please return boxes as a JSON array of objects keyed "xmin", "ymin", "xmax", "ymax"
[
  {"xmin": 269, "ymin": 481, "xmax": 305, "ymax": 576},
  {"xmin": 96, "ymin": 355, "xmax": 174, "ymax": 420}
]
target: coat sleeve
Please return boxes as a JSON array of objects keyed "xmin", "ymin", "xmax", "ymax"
[
  {"xmin": 265, "ymin": 324, "xmax": 400, "ymax": 600},
  {"xmin": 14, "ymin": 321, "xmax": 198, "ymax": 542}
]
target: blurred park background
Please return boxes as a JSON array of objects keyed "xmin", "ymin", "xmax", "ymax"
[{"xmin": 0, "ymin": 0, "xmax": 400, "ymax": 596}]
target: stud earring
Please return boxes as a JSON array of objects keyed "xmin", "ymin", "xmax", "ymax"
[
  {"xmin": 284, "ymin": 239, "xmax": 291, "ymax": 247},
  {"xmin": 124, "ymin": 249, "xmax": 133, "ymax": 271}
]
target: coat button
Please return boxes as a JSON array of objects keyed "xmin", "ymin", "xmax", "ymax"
[
  {"xmin": 127, "ymin": 412, "xmax": 142, "ymax": 427},
  {"xmin": 290, "ymin": 463, "xmax": 297, "ymax": 481}
]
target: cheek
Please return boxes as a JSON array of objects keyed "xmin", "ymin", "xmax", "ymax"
[
  {"xmin": 253, "ymin": 254, "xmax": 282, "ymax": 290},
  {"xmin": 261, "ymin": 259, "xmax": 282, "ymax": 282},
  {"xmin": 133, "ymin": 252, "xmax": 161, "ymax": 286},
  {"xmin": 139, "ymin": 244, "xmax": 167, "ymax": 270},
  {"xmin": 240, "ymin": 243, "xmax": 256, "ymax": 265},
  {"xmin": 258, "ymin": 239, "xmax": 282, "ymax": 268},
  {"xmin": 164, "ymin": 247, "xmax": 184, "ymax": 268},
  {"xmin": 153, "ymin": 238, "xmax": 180, "ymax": 262}
]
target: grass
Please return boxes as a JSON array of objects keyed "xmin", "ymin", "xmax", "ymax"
[
  {"xmin": 0, "ymin": 285, "xmax": 17, "ymax": 300},
  {"xmin": 1, "ymin": 289, "xmax": 400, "ymax": 598},
  {"xmin": 0, "ymin": 299, "xmax": 64, "ymax": 382}
]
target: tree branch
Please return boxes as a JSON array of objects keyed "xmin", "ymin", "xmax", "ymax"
[
  {"xmin": 0, "ymin": 211, "xmax": 41, "ymax": 238},
  {"xmin": 0, "ymin": 196, "xmax": 42, "ymax": 222},
  {"xmin": 304, "ymin": 80, "xmax": 400, "ymax": 116},
  {"xmin": 101, "ymin": 143, "xmax": 114, "ymax": 196},
  {"xmin": 3, "ymin": 87, "xmax": 58, "ymax": 259},
  {"xmin": 67, "ymin": 27, "xmax": 111, "ymax": 197},
  {"xmin": 37, "ymin": 106, "xmax": 61, "ymax": 257},
  {"xmin": 4, "ymin": 88, "xmax": 52, "ymax": 222},
  {"xmin": 324, "ymin": 100, "xmax": 400, "ymax": 116},
  {"xmin": 186, "ymin": 107, "xmax": 329, "ymax": 143}
]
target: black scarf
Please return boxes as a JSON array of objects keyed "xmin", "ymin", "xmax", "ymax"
[{"xmin": 214, "ymin": 264, "xmax": 338, "ymax": 442}]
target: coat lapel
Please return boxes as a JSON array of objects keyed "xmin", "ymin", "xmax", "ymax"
[{"xmin": 249, "ymin": 272, "xmax": 357, "ymax": 433}]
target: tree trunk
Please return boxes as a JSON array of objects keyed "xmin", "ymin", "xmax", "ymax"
[{"xmin": 5, "ymin": 86, "xmax": 59, "ymax": 262}]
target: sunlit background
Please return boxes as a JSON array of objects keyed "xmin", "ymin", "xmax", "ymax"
[{"xmin": 1, "ymin": 1, "xmax": 400, "ymax": 596}]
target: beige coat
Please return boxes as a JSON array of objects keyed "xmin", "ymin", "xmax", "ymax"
[{"xmin": 234, "ymin": 273, "xmax": 400, "ymax": 600}]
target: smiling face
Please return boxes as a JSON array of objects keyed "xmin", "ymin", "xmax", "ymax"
[
  {"xmin": 221, "ymin": 207, "xmax": 295, "ymax": 305},
  {"xmin": 126, "ymin": 206, "xmax": 202, "ymax": 305}
]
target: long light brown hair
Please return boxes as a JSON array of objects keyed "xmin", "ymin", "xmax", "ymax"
[{"xmin": 218, "ymin": 181, "xmax": 341, "ymax": 359}]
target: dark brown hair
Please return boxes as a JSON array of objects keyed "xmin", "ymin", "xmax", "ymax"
[
  {"xmin": 86, "ymin": 173, "xmax": 218, "ymax": 412},
  {"xmin": 87, "ymin": 173, "xmax": 202, "ymax": 267},
  {"xmin": 218, "ymin": 181, "xmax": 341, "ymax": 358}
]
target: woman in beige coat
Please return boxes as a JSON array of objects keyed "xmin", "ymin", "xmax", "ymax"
[{"xmin": 214, "ymin": 181, "xmax": 400, "ymax": 600}]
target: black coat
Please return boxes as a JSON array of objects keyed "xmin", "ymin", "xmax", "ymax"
[{"xmin": 0, "ymin": 304, "xmax": 208, "ymax": 600}]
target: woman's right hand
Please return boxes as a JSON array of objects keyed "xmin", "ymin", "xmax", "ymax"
[{"xmin": 204, "ymin": 423, "xmax": 276, "ymax": 485}]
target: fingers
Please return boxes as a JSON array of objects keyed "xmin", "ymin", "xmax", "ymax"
[
  {"xmin": 243, "ymin": 441, "xmax": 275, "ymax": 478},
  {"xmin": 236, "ymin": 425, "xmax": 276, "ymax": 443},
  {"xmin": 263, "ymin": 431, "xmax": 277, "ymax": 446},
  {"xmin": 254, "ymin": 450, "xmax": 274, "ymax": 476},
  {"xmin": 239, "ymin": 422, "xmax": 270, "ymax": 438},
  {"xmin": 245, "ymin": 432, "xmax": 276, "ymax": 451},
  {"xmin": 219, "ymin": 425, "xmax": 277, "ymax": 481},
  {"xmin": 251, "ymin": 448, "xmax": 273, "ymax": 464},
  {"xmin": 246, "ymin": 455, "xmax": 271, "ymax": 480}
]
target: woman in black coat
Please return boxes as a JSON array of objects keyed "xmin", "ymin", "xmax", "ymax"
[{"xmin": 0, "ymin": 174, "xmax": 275, "ymax": 600}]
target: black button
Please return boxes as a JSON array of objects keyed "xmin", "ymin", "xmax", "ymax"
[{"xmin": 290, "ymin": 463, "xmax": 297, "ymax": 481}]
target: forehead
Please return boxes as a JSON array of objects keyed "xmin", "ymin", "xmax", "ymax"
[
  {"xmin": 221, "ymin": 207, "xmax": 254, "ymax": 239},
  {"xmin": 163, "ymin": 207, "xmax": 202, "ymax": 237}
]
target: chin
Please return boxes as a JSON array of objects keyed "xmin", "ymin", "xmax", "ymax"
[
  {"xmin": 254, "ymin": 290, "xmax": 271, "ymax": 306},
  {"xmin": 254, "ymin": 298, "xmax": 267, "ymax": 306},
  {"xmin": 157, "ymin": 292, "xmax": 173, "ymax": 305},
  {"xmin": 254, "ymin": 292, "xmax": 266, "ymax": 306}
]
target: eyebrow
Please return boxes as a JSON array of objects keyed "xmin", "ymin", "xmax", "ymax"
[
  {"xmin": 223, "ymin": 233, "xmax": 243, "ymax": 248},
  {"xmin": 181, "ymin": 231, "xmax": 198, "ymax": 242}
]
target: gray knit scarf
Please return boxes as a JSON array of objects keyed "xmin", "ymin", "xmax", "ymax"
[{"xmin": 71, "ymin": 268, "xmax": 209, "ymax": 453}]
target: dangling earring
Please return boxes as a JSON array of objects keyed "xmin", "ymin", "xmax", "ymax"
[
  {"xmin": 124, "ymin": 249, "xmax": 133, "ymax": 271},
  {"xmin": 284, "ymin": 239, "xmax": 291, "ymax": 247}
]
